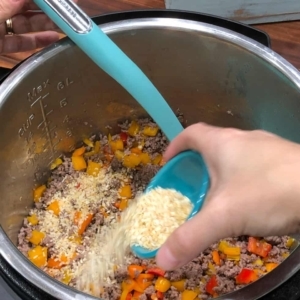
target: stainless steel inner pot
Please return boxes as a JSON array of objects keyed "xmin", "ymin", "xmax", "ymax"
[{"xmin": 0, "ymin": 10, "xmax": 300, "ymax": 300}]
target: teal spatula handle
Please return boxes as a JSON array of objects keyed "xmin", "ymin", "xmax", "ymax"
[{"xmin": 33, "ymin": 0, "xmax": 183, "ymax": 141}]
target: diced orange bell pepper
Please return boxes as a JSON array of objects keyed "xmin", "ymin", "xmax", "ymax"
[
  {"xmin": 73, "ymin": 211, "xmax": 82, "ymax": 225},
  {"xmin": 131, "ymin": 147, "xmax": 142, "ymax": 155},
  {"xmin": 27, "ymin": 214, "xmax": 38, "ymax": 225},
  {"xmin": 119, "ymin": 185, "xmax": 132, "ymax": 198},
  {"xmin": 48, "ymin": 253, "xmax": 74, "ymax": 269},
  {"xmin": 28, "ymin": 230, "xmax": 45, "ymax": 245},
  {"xmin": 171, "ymin": 280, "xmax": 186, "ymax": 292},
  {"xmin": 152, "ymin": 154, "xmax": 162, "ymax": 165},
  {"xmin": 86, "ymin": 160, "xmax": 101, "ymax": 177},
  {"xmin": 33, "ymin": 185, "xmax": 46, "ymax": 202},
  {"xmin": 72, "ymin": 146, "xmax": 86, "ymax": 156},
  {"xmin": 83, "ymin": 138, "xmax": 94, "ymax": 148},
  {"xmin": 223, "ymin": 246, "xmax": 241, "ymax": 261},
  {"xmin": 282, "ymin": 252, "xmax": 289, "ymax": 259},
  {"xmin": 47, "ymin": 200, "xmax": 60, "ymax": 216},
  {"xmin": 50, "ymin": 158, "xmax": 63, "ymax": 170},
  {"xmin": 47, "ymin": 257, "xmax": 63, "ymax": 269},
  {"xmin": 207, "ymin": 261, "xmax": 216, "ymax": 275},
  {"xmin": 155, "ymin": 276, "xmax": 171, "ymax": 293},
  {"xmin": 181, "ymin": 290, "xmax": 198, "ymax": 300},
  {"xmin": 265, "ymin": 263, "xmax": 279, "ymax": 273},
  {"xmin": 218, "ymin": 240, "xmax": 229, "ymax": 252},
  {"xmin": 110, "ymin": 139, "xmax": 124, "ymax": 152},
  {"xmin": 253, "ymin": 259, "xmax": 264, "ymax": 266},
  {"xmin": 206, "ymin": 275, "xmax": 218, "ymax": 296},
  {"xmin": 121, "ymin": 279, "xmax": 136, "ymax": 292},
  {"xmin": 72, "ymin": 156, "xmax": 87, "ymax": 171},
  {"xmin": 136, "ymin": 273, "xmax": 154, "ymax": 290},
  {"xmin": 286, "ymin": 237, "xmax": 295, "ymax": 248},
  {"xmin": 123, "ymin": 153, "xmax": 142, "ymax": 168},
  {"xmin": 122, "ymin": 278, "xmax": 138, "ymax": 292},
  {"xmin": 212, "ymin": 250, "xmax": 221, "ymax": 266},
  {"xmin": 28, "ymin": 245, "xmax": 47, "ymax": 268},
  {"xmin": 120, "ymin": 290, "xmax": 131, "ymax": 300},
  {"xmin": 253, "ymin": 269, "xmax": 265, "ymax": 276},
  {"xmin": 143, "ymin": 126, "xmax": 159, "ymax": 137},
  {"xmin": 115, "ymin": 150, "xmax": 125, "ymax": 161},
  {"xmin": 128, "ymin": 120, "xmax": 140, "ymax": 137},
  {"xmin": 236, "ymin": 268, "xmax": 258, "ymax": 284},
  {"xmin": 94, "ymin": 140, "xmax": 101, "ymax": 152},
  {"xmin": 128, "ymin": 265, "xmax": 145, "ymax": 279},
  {"xmin": 147, "ymin": 268, "xmax": 165, "ymax": 277},
  {"xmin": 78, "ymin": 213, "xmax": 94, "ymax": 235},
  {"xmin": 247, "ymin": 237, "xmax": 272, "ymax": 258},
  {"xmin": 62, "ymin": 270, "xmax": 72, "ymax": 284},
  {"xmin": 140, "ymin": 152, "xmax": 151, "ymax": 165},
  {"xmin": 119, "ymin": 198, "xmax": 129, "ymax": 211},
  {"xmin": 132, "ymin": 291, "xmax": 142, "ymax": 299},
  {"xmin": 84, "ymin": 141, "xmax": 101, "ymax": 158},
  {"xmin": 68, "ymin": 235, "xmax": 82, "ymax": 245}
]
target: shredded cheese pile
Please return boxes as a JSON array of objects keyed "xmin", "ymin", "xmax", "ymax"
[{"xmin": 77, "ymin": 187, "xmax": 193, "ymax": 295}]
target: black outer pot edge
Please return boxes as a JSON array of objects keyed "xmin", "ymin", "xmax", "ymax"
[{"xmin": 1, "ymin": 9, "xmax": 298, "ymax": 300}]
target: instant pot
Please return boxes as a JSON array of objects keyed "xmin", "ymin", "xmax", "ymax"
[{"xmin": 0, "ymin": 9, "xmax": 300, "ymax": 300}]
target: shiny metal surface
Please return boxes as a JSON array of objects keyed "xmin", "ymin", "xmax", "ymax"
[
  {"xmin": 0, "ymin": 16, "xmax": 300, "ymax": 300},
  {"xmin": 44, "ymin": 0, "xmax": 92, "ymax": 34}
]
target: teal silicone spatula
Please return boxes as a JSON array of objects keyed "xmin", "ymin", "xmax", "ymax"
[{"xmin": 33, "ymin": 0, "xmax": 183, "ymax": 141}]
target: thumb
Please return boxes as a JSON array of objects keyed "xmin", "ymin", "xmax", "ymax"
[
  {"xmin": 156, "ymin": 200, "xmax": 232, "ymax": 270},
  {"xmin": 0, "ymin": 0, "xmax": 25, "ymax": 23}
]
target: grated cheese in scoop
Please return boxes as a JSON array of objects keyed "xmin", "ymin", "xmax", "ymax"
[{"xmin": 76, "ymin": 187, "xmax": 193, "ymax": 295}]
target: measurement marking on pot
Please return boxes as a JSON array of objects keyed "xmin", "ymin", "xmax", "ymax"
[
  {"xmin": 27, "ymin": 79, "xmax": 50, "ymax": 102},
  {"xmin": 46, "ymin": 109, "xmax": 53, "ymax": 116},
  {"xmin": 53, "ymin": 139, "xmax": 62, "ymax": 148},
  {"xmin": 39, "ymin": 99, "xmax": 55, "ymax": 157},
  {"xmin": 30, "ymin": 93, "xmax": 49, "ymax": 108}
]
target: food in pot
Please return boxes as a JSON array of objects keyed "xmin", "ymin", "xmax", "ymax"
[{"xmin": 17, "ymin": 117, "xmax": 294, "ymax": 299}]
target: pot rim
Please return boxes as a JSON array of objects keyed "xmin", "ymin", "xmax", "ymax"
[{"xmin": 0, "ymin": 10, "xmax": 300, "ymax": 300}]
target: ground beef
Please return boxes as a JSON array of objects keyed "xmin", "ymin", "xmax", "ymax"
[
  {"xmin": 133, "ymin": 164, "xmax": 160, "ymax": 187},
  {"xmin": 110, "ymin": 157, "xmax": 123, "ymax": 172},
  {"xmin": 114, "ymin": 266, "xmax": 128, "ymax": 283},
  {"xmin": 214, "ymin": 276, "xmax": 235, "ymax": 295},
  {"xmin": 217, "ymin": 262, "xmax": 240, "ymax": 279},
  {"xmin": 165, "ymin": 286, "xmax": 182, "ymax": 299},
  {"xmin": 101, "ymin": 284, "xmax": 121, "ymax": 300},
  {"xmin": 144, "ymin": 285, "xmax": 156, "ymax": 295},
  {"xmin": 144, "ymin": 133, "xmax": 168, "ymax": 154},
  {"xmin": 264, "ymin": 236, "xmax": 283, "ymax": 245}
]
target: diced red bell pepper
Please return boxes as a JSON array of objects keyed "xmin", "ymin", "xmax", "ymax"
[
  {"xmin": 147, "ymin": 268, "xmax": 165, "ymax": 277},
  {"xmin": 126, "ymin": 293, "xmax": 132, "ymax": 300},
  {"xmin": 236, "ymin": 268, "xmax": 258, "ymax": 284},
  {"xmin": 120, "ymin": 132, "xmax": 128, "ymax": 143},
  {"xmin": 156, "ymin": 291, "xmax": 164, "ymax": 299},
  {"xmin": 205, "ymin": 275, "xmax": 218, "ymax": 296},
  {"xmin": 247, "ymin": 237, "xmax": 272, "ymax": 258}
]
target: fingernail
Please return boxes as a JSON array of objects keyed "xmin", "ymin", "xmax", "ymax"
[{"xmin": 157, "ymin": 247, "xmax": 180, "ymax": 270}]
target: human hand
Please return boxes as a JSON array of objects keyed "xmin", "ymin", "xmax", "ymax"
[
  {"xmin": 0, "ymin": 0, "xmax": 75, "ymax": 53},
  {"xmin": 156, "ymin": 123, "xmax": 300, "ymax": 270}
]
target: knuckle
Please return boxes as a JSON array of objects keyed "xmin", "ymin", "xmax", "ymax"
[{"xmin": 169, "ymin": 226, "xmax": 192, "ymax": 257}]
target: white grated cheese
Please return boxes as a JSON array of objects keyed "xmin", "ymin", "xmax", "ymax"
[{"xmin": 76, "ymin": 187, "xmax": 193, "ymax": 296}]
